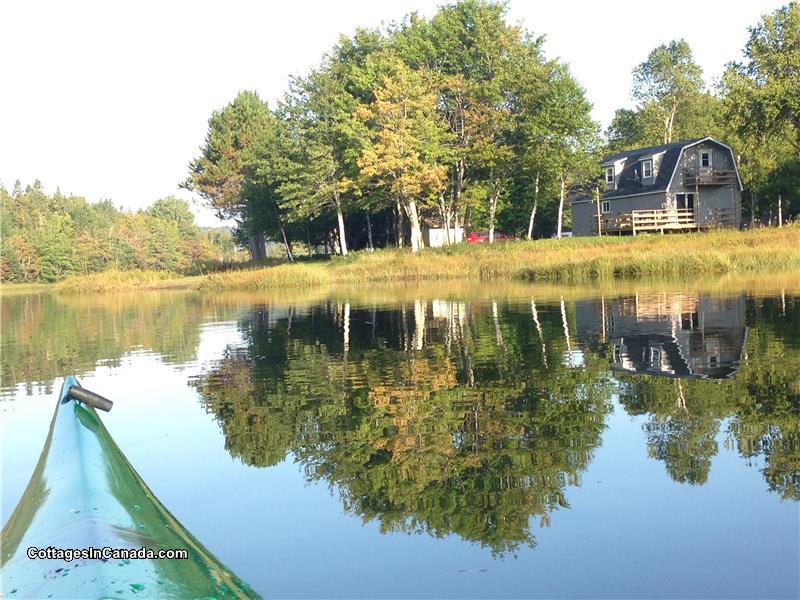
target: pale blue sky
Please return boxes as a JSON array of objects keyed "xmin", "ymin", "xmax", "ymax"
[{"xmin": 0, "ymin": 0, "xmax": 784, "ymax": 226}]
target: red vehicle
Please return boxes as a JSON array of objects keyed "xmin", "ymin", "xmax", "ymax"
[{"xmin": 467, "ymin": 231, "xmax": 513, "ymax": 244}]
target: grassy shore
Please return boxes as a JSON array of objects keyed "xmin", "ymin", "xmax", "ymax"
[
  {"xmin": 202, "ymin": 226, "xmax": 800, "ymax": 290},
  {"xmin": 54, "ymin": 269, "xmax": 203, "ymax": 294},
  {"xmin": 32, "ymin": 226, "xmax": 799, "ymax": 294}
]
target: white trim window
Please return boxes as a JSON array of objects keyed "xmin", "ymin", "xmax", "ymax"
[
  {"xmin": 642, "ymin": 159, "xmax": 653, "ymax": 179},
  {"xmin": 701, "ymin": 151, "xmax": 711, "ymax": 167},
  {"xmin": 605, "ymin": 166, "xmax": 614, "ymax": 183},
  {"xmin": 601, "ymin": 200, "xmax": 611, "ymax": 214}
]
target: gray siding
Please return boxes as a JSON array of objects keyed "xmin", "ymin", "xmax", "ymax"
[
  {"xmin": 606, "ymin": 191, "xmax": 666, "ymax": 214},
  {"xmin": 572, "ymin": 191, "xmax": 667, "ymax": 237},
  {"xmin": 668, "ymin": 141, "xmax": 742, "ymax": 228},
  {"xmin": 572, "ymin": 200, "xmax": 597, "ymax": 236}
]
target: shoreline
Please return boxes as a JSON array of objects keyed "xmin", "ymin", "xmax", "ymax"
[
  {"xmin": 4, "ymin": 227, "xmax": 798, "ymax": 296},
  {"xmin": 202, "ymin": 226, "xmax": 800, "ymax": 290}
]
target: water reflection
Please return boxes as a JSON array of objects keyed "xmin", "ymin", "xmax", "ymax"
[
  {"xmin": 194, "ymin": 291, "xmax": 799, "ymax": 553},
  {"xmin": 0, "ymin": 292, "xmax": 239, "ymax": 397},
  {"xmin": 195, "ymin": 299, "xmax": 614, "ymax": 555},
  {"xmin": 576, "ymin": 293, "xmax": 747, "ymax": 379},
  {"xmin": 4, "ymin": 288, "xmax": 797, "ymax": 556}
]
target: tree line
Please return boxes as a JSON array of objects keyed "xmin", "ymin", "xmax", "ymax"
[
  {"xmin": 0, "ymin": 181, "xmax": 236, "ymax": 282},
  {"xmin": 184, "ymin": 0, "xmax": 599, "ymax": 258},
  {"xmin": 185, "ymin": 0, "xmax": 800, "ymax": 259}
]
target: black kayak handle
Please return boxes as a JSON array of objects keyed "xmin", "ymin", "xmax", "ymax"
[{"xmin": 68, "ymin": 386, "xmax": 114, "ymax": 412}]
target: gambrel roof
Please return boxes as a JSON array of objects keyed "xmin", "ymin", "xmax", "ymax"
[{"xmin": 597, "ymin": 137, "xmax": 742, "ymax": 200}]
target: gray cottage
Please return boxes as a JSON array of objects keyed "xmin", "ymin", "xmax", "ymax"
[{"xmin": 572, "ymin": 137, "xmax": 743, "ymax": 236}]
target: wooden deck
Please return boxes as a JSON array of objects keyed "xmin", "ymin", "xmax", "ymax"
[
  {"xmin": 599, "ymin": 209, "xmax": 696, "ymax": 235},
  {"xmin": 682, "ymin": 169, "xmax": 738, "ymax": 186},
  {"xmin": 596, "ymin": 208, "xmax": 737, "ymax": 235}
]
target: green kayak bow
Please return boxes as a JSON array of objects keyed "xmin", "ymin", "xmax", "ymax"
[{"xmin": 1, "ymin": 376, "xmax": 260, "ymax": 599}]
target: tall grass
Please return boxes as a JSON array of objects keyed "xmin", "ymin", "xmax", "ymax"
[
  {"xmin": 202, "ymin": 263, "xmax": 330, "ymax": 290},
  {"xmin": 55, "ymin": 269, "xmax": 201, "ymax": 294},
  {"xmin": 200, "ymin": 226, "xmax": 800, "ymax": 290}
]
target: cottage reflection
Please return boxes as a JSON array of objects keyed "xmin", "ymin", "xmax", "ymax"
[{"xmin": 576, "ymin": 293, "xmax": 746, "ymax": 379}]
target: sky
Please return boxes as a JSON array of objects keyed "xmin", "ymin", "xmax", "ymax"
[{"xmin": 0, "ymin": 0, "xmax": 786, "ymax": 226}]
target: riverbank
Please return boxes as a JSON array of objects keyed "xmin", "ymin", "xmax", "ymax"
[
  {"xmin": 53, "ymin": 270, "xmax": 203, "ymax": 295},
  {"xmin": 30, "ymin": 226, "xmax": 800, "ymax": 294},
  {"xmin": 203, "ymin": 226, "xmax": 800, "ymax": 290}
]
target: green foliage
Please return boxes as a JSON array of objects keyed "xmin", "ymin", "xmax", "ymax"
[
  {"xmin": 607, "ymin": 39, "xmax": 714, "ymax": 152},
  {"xmin": 0, "ymin": 185, "xmax": 233, "ymax": 283},
  {"xmin": 720, "ymin": 1, "xmax": 800, "ymax": 221},
  {"xmin": 187, "ymin": 1, "xmax": 600, "ymax": 255}
]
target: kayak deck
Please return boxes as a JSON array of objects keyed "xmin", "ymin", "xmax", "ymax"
[{"xmin": 1, "ymin": 376, "xmax": 259, "ymax": 599}]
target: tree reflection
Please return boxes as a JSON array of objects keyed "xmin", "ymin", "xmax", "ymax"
[
  {"xmin": 1, "ymin": 292, "xmax": 228, "ymax": 396},
  {"xmin": 577, "ymin": 293, "xmax": 799, "ymax": 498},
  {"xmin": 195, "ymin": 299, "xmax": 614, "ymax": 554},
  {"xmin": 197, "ymin": 290, "xmax": 800, "ymax": 551}
]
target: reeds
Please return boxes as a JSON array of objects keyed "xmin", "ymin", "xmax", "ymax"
[
  {"xmin": 46, "ymin": 226, "xmax": 800, "ymax": 293},
  {"xmin": 200, "ymin": 226, "xmax": 800, "ymax": 290},
  {"xmin": 55, "ymin": 270, "xmax": 200, "ymax": 294}
]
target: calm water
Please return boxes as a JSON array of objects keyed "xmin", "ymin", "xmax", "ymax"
[{"xmin": 2, "ymin": 285, "xmax": 798, "ymax": 598}]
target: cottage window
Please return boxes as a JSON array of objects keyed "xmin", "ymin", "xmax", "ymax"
[
  {"xmin": 676, "ymin": 193, "xmax": 695, "ymax": 210},
  {"xmin": 605, "ymin": 166, "xmax": 614, "ymax": 183},
  {"xmin": 601, "ymin": 200, "xmax": 610, "ymax": 214},
  {"xmin": 701, "ymin": 151, "xmax": 711, "ymax": 167},
  {"xmin": 642, "ymin": 159, "xmax": 653, "ymax": 179}
]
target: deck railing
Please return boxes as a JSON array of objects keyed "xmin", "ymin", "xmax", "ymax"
[
  {"xmin": 683, "ymin": 169, "xmax": 738, "ymax": 186},
  {"xmin": 599, "ymin": 208, "xmax": 696, "ymax": 234}
]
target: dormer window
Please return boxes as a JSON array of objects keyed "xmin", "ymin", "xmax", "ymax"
[
  {"xmin": 642, "ymin": 159, "xmax": 653, "ymax": 179},
  {"xmin": 701, "ymin": 151, "xmax": 711, "ymax": 167},
  {"xmin": 605, "ymin": 167, "xmax": 614, "ymax": 183}
]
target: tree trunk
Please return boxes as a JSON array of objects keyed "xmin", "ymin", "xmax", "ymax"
[
  {"xmin": 527, "ymin": 172, "xmax": 539, "ymax": 240},
  {"xmin": 332, "ymin": 227, "xmax": 341, "ymax": 255},
  {"xmin": 556, "ymin": 173, "xmax": 566, "ymax": 239},
  {"xmin": 366, "ymin": 212, "xmax": 374, "ymax": 251},
  {"xmin": 488, "ymin": 183, "xmax": 500, "ymax": 243},
  {"xmin": 439, "ymin": 193, "xmax": 451, "ymax": 245},
  {"xmin": 278, "ymin": 224, "xmax": 293, "ymax": 261},
  {"xmin": 248, "ymin": 232, "xmax": 266, "ymax": 261},
  {"xmin": 334, "ymin": 193, "xmax": 348, "ymax": 256},
  {"xmin": 404, "ymin": 197, "xmax": 424, "ymax": 253},
  {"xmin": 270, "ymin": 200, "xmax": 293, "ymax": 262},
  {"xmin": 452, "ymin": 159, "xmax": 465, "ymax": 242},
  {"xmin": 595, "ymin": 186, "xmax": 602, "ymax": 236},
  {"xmin": 306, "ymin": 224, "xmax": 313, "ymax": 257},
  {"xmin": 665, "ymin": 102, "xmax": 678, "ymax": 144},
  {"xmin": 395, "ymin": 199, "xmax": 405, "ymax": 247}
]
